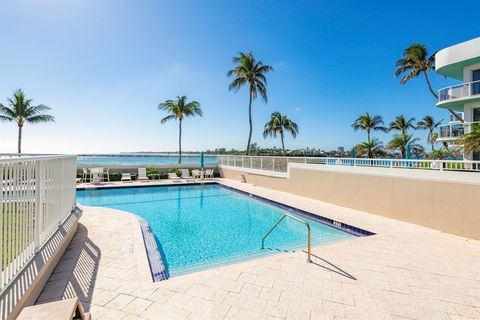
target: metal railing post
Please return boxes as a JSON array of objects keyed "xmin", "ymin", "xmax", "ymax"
[{"xmin": 34, "ymin": 161, "xmax": 44, "ymax": 252}]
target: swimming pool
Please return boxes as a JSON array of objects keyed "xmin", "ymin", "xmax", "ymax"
[{"xmin": 77, "ymin": 183, "xmax": 368, "ymax": 278}]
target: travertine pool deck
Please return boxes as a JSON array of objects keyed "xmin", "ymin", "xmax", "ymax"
[{"xmin": 38, "ymin": 179, "xmax": 480, "ymax": 319}]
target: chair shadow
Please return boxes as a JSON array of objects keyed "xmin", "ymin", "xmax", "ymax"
[
  {"xmin": 36, "ymin": 223, "xmax": 101, "ymax": 312},
  {"xmin": 303, "ymin": 250, "xmax": 357, "ymax": 280}
]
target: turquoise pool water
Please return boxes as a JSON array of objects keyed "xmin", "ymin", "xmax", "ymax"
[{"xmin": 77, "ymin": 184, "xmax": 354, "ymax": 276}]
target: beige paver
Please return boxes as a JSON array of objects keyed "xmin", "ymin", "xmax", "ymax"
[{"xmin": 37, "ymin": 178, "xmax": 480, "ymax": 319}]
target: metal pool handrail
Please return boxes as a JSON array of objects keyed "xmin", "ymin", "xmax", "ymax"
[{"xmin": 261, "ymin": 213, "xmax": 312, "ymax": 263}]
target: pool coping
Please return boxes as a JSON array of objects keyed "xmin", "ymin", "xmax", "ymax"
[
  {"xmin": 78, "ymin": 181, "xmax": 374, "ymax": 282},
  {"xmin": 137, "ymin": 216, "xmax": 170, "ymax": 282}
]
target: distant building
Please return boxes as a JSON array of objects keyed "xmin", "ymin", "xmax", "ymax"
[{"xmin": 337, "ymin": 146, "xmax": 345, "ymax": 153}]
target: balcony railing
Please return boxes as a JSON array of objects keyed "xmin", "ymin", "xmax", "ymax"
[
  {"xmin": 439, "ymin": 123, "xmax": 465, "ymax": 140},
  {"xmin": 438, "ymin": 80, "xmax": 480, "ymax": 103},
  {"xmin": 438, "ymin": 121, "xmax": 480, "ymax": 140}
]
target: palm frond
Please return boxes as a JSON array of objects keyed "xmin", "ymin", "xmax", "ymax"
[{"xmin": 25, "ymin": 114, "xmax": 55, "ymax": 124}]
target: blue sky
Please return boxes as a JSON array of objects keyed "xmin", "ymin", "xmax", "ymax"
[{"xmin": 0, "ymin": 0, "xmax": 479, "ymax": 154}]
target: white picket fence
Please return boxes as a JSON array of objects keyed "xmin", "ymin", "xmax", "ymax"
[
  {"xmin": 218, "ymin": 155, "xmax": 480, "ymax": 173},
  {"xmin": 0, "ymin": 155, "xmax": 77, "ymax": 291}
]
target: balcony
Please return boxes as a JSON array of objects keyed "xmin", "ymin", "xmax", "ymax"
[
  {"xmin": 437, "ymin": 80, "xmax": 480, "ymax": 110},
  {"xmin": 437, "ymin": 121, "xmax": 480, "ymax": 142}
]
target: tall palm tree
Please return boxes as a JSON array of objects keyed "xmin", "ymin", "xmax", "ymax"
[
  {"xmin": 417, "ymin": 115, "xmax": 442, "ymax": 151},
  {"xmin": 395, "ymin": 43, "xmax": 462, "ymax": 122},
  {"xmin": 389, "ymin": 115, "xmax": 416, "ymax": 135},
  {"xmin": 458, "ymin": 124, "xmax": 480, "ymax": 154},
  {"xmin": 263, "ymin": 112, "xmax": 299, "ymax": 154},
  {"xmin": 386, "ymin": 134, "xmax": 420, "ymax": 158},
  {"xmin": 227, "ymin": 51, "xmax": 273, "ymax": 155},
  {"xmin": 351, "ymin": 113, "xmax": 387, "ymax": 143},
  {"xmin": 356, "ymin": 138, "xmax": 384, "ymax": 158},
  {"xmin": 159, "ymin": 96, "xmax": 202, "ymax": 164},
  {"xmin": 0, "ymin": 89, "xmax": 54, "ymax": 153}
]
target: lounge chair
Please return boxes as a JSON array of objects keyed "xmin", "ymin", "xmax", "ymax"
[
  {"xmin": 137, "ymin": 168, "xmax": 149, "ymax": 182},
  {"xmin": 121, "ymin": 173, "xmax": 132, "ymax": 182},
  {"xmin": 168, "ymin": 172, "xmax": 182, "ymax": 182},
  {"xmin": 180, "ymin": 169, "xmax": 195, "ymax": 182}
]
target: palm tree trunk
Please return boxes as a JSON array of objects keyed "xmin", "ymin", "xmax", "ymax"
[
  {"xmin": 448, "ymin": 109, "xmax": 464, "ymax": 122},
  {"xmin": 280, "ymin": 131, "xmax": 285, "ymax": 155},
  {"xmin": 430, "ymin": 130, "xmax": 435, "ymax": 152},
  {"xmin": 423, "ymin": 71, "xmax": 438, "ymax": 99},
  {"xmin": 367, "ymin": 129, "xmax": 371, "ymax": 143},
  {"xmin": 18, "ymin": 125, "xmax": 22, "ymax": 154},
  {"xmin": 178, "ymin": 120, "xmax": 182, "ymax": 164},
  {"xmin": 246, "ymin": 91, "xmax": 253, "ymax": 155},
  {"xmin": 424, "ymin": 71, "xmax": 463, "ymax": 123}
]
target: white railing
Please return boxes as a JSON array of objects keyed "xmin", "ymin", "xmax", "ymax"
[
  {"xmin": 0, "ymin": 155, "xmax": 77, "ymax": 291},
  {"xmin": 438, "ymin": 80, "xmax": 480, "ymax": 103},
  {"xmin": 218, "ymin": 155, "xmax": 480, "ymax": 173}
]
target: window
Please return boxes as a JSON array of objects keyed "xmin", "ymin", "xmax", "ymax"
[
  {"xmin": 473, "ymin": 70, "xmax": 480, "ymax": 95},
  {"xmin": 474, "ymin": 108, "xmax": 480, "ymax": 122}
]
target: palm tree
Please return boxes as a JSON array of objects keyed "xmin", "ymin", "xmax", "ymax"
[
  {"xmin": 386, "ymin": 134, "xmax": 420, "ymax": 158},
  {"xmin": 389, "ymin": 115, "xmax": 416, "ymax": 135},
  {"xmin": 395, "ymin": 43, "xmax": 462, "ymax": 122},
  {"xmin": 0, "ymin": 89, "xmax": 54, "ymax": 153},
  {"xmin": 263, "ymin": 112, "xmax": 299, "ymax": 154},
  {"xmin": 356, "ymin": 138, "xmax": 384, "ymax": 158},
  {"xmin": 417, "ymin": 115, "xmax": 442, "ymax": 151},
  {"xmin": 158, "ymin": 96, "xmax": 202, "ymax": 164},
  {"xmin": 458, "ymin": 124, "xmax": 480, "ymax": 154},
  {"xmin": 351, "ymin": 113, "xmax": 387, "ymax": 143},
  {"xmin": 227, "ymin": 51, "xmax": 273, "ymax": 155},
  {"xmin": 426, "ymin": 147, "xmax": 449, "ymax": 160},
  {"xmin": 411, "ymin": 144, "xmax": 425, "ymax": 159}
]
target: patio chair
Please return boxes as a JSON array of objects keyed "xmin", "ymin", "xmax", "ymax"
[
  {"xmin": 90, "ymin": 168, "xmax": 103, "ymax": 184},
  {"xmin": 204, "ymin": 169, "xmax": 214, "ymax": 178},
  {"xmin": 180, "ymin": 169, "xmax": 195, "ymax": 182},
  {"xmin": 82, "ymin": 168, "xmax": 90, "ymax": 183},
  {"xmin": 137, "ymin": 168, "xmax": 149, "ymax": 182},
  {"xmin": 192, "ymin": 169, "xmax": 200, "ymax": 178},
  {"xmin": 121, "ymin": 173, "xmax": 132, "ymax": 182},
  {"xmin": 102, "ymin": 167, "xmax": 110, "ymax": 182},
  {"xmin": 168, "ymin": 172, "xmax": 182, "ymax": 182}
]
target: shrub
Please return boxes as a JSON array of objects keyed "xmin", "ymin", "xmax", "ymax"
[
  {"xmin": 109, "ymin": 173, "xmax": 122, "ymax": 181},
  {"xmin": 170, "ymin": 168, "xmax": 182, "ymax": 177},
  {"xmin": 146, "ymin": 167, "xmax": 160, "ymax": 175}
]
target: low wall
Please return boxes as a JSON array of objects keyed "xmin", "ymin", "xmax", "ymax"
[
  {"xmin": 219, "ymin": 164, "xmax": 480, "ymax": 240},
  {"xmin": 0, "ymin": 209, "xmax": 81, "ymax": 320}
]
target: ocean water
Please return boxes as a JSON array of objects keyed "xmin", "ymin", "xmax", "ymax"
[
  {"xmin": 77, "ymin": 184, "xmax": 354, "ymax": 276},
  {"xmin": 77, "ymin": 155, "xmax": 218, "ymax": 166}
]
